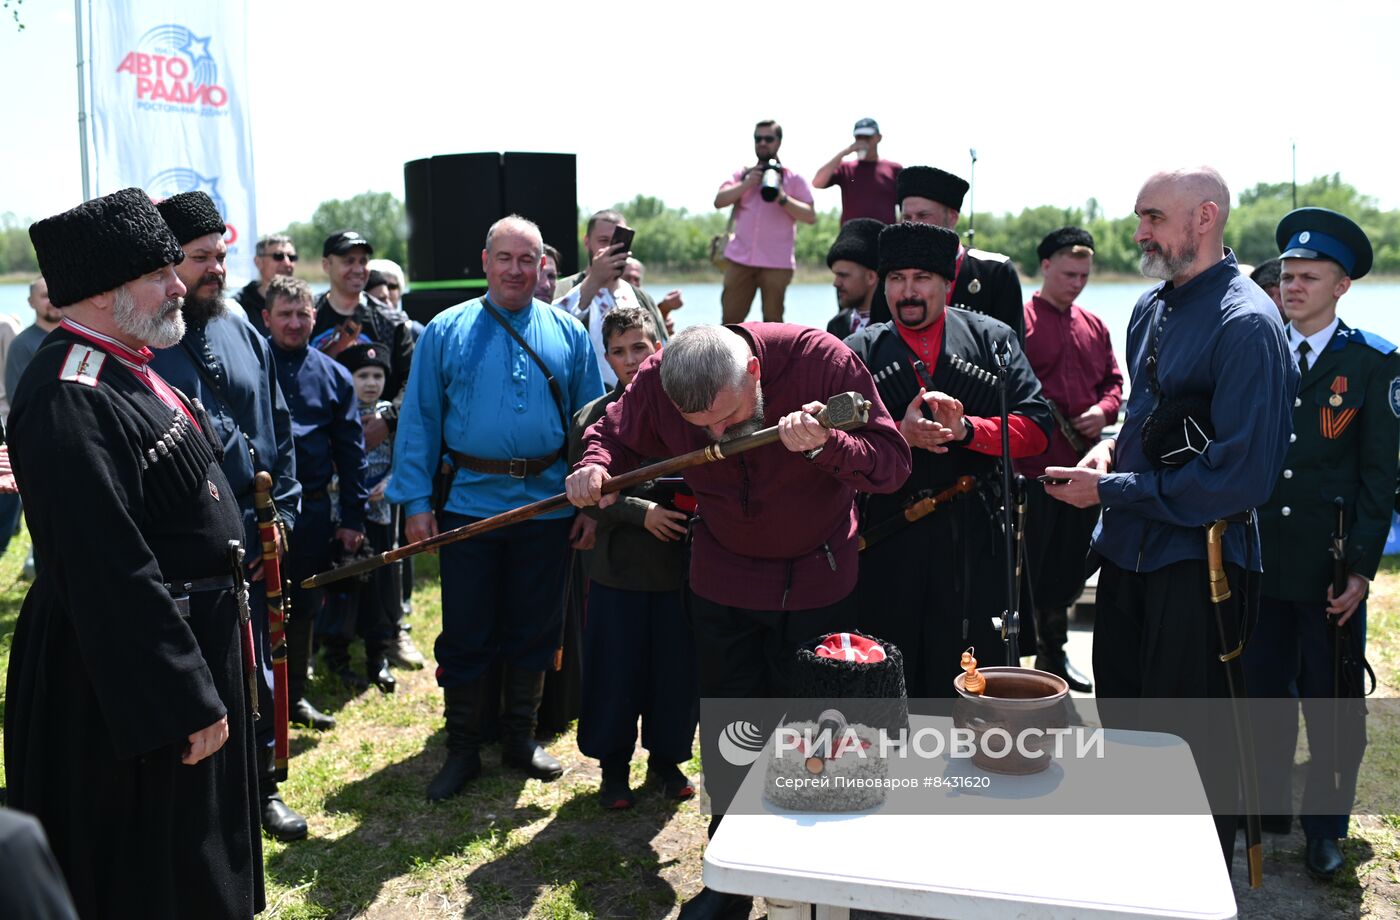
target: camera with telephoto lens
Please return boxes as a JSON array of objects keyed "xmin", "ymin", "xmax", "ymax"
[{"xmin": 759, "ymin": 159, "xmax": 784, "ymax": 202}]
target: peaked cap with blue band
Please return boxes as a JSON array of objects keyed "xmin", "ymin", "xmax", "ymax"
[{"xmin": 1276, "ymin": 207, "xmax": 1372, "ymax": 280}]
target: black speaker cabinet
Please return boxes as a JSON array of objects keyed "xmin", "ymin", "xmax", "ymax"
[
  {"xmin": 403, "ymin": 151, "xmax": 577, "ymax": 287},
  {"xmin": 503, "ymin": 151, "xmax": 578, "ymax": 277},
  {"xmin": 404, "ymin": 153, "xmax": 501, "ymax": 283}
]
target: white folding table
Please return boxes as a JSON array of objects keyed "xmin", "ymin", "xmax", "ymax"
[{"xmin": 704, "ymin": 718, "xmax": 1237, "ymax": 920}]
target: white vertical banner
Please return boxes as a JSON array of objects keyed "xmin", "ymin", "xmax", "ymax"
[{"xmin": 84, "ymin": 2, "xmax": 257, "ymax": 281}]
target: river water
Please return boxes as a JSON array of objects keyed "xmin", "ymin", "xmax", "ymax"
[{"xmin": 2, "ymin": 278, "xmax": 1395, "ymax": 377}]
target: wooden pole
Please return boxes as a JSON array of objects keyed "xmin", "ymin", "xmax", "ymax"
[{"xmin": 302, "ymin": 391, "xmax": 871, "ymax": 589}]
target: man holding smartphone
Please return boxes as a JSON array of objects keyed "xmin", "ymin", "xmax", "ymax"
[
  {"xmin": 554, "ymin": 209, "xmax": 668, "ymax": 385},
  {"xmin": 1044, "ymin": 168, "xmax": 1296, "ymax": 867},
  {"xmin": 714, "ymin": 120, "xmax": 816, "ymax": 323}
]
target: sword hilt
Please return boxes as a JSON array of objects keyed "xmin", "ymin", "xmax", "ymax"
[
  {"xmin": 1205, "ymin": 519, "xmax": 1232, "ymax": 605},
  {"xmin": 816, "ymin": 391, "xmax": 871, "ymax": 431}
]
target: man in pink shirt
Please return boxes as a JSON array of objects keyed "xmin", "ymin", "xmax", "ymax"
[
  {"xmin": 1015, "ymin": 227, "xmax": 1123, "ymax": 691},
  {"xmin": 812, "ymin": 117, "xmax": 902, "ymax": 224},
  {"xmin": 714, "ymin": 120, "xmax": 816, "ymax": 324}
]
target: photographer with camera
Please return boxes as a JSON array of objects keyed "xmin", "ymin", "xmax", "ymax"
[{"xmin": 713, "ymin": 120, "xmax": 815, "ymax": 323}]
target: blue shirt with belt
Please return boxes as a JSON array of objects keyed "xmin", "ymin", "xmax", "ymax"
[
  {"xmin": 387, "ymin": 296, "xmax": 604, "ymax": 520},
  {"xmin": 1094, "ymin": 252, "xmax": 1298, "ymax": 572},
  {"xmin": 269, "ymin": 342, "xmax": 368, "ymax": 533},
  {"xmin": 150, "ymin": 310, "xmax": 301, "ymax": 549}
]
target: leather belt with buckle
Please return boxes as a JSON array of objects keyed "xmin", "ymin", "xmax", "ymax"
[{"xmin": 449, "ymin": 449, "xmax": 561, "ymax": 479}]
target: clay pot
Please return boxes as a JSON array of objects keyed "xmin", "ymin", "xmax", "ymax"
[{"xmin": 951, "ymin": 667, "xmax": 1070, "ymax": 775}]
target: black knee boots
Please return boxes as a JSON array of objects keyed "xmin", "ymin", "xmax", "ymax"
[
  {"xmin": 426, "ymin": 681, "xmax": 486, "ymax": 802},
  {"xmin": 499, "ymin": 668, "xmax": 563, "ymax": 780}
]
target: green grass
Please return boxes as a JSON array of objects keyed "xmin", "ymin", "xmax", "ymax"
[
  {"xmin": 247, "ymin": 552, "xmax": 709, "ymax": 919},
  {"xmin": 3, "ymin": 530, "xmax": 1399, "ymax": 916}
]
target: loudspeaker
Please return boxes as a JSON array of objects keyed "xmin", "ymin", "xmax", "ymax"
[
  {"xmin": 403, "ymin": 157, "xmax": 436, "ymax": 280},
  {"xmin": 404, "ymin": 153, "xmax": 503, "ymax": 283},
  {"xmin": 403, "ymin": 152, "xmax": 578, "ymax": 286},
  {"xmin": 503, "ymin": 152, "xmax": 578, "ymax": 277}
]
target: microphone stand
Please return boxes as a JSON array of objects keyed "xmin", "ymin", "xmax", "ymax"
[
  {"xmin": 994, "ymin": 338, "xmax": 1020, "ymax": 664},
  {"xmin": 967, "ymin": 148, "xmax": 978, "ymax": 248}
]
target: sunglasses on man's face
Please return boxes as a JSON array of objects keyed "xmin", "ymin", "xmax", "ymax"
[
  {"xmin": 754, "ymin": 135, "xmax": 777, "ymax": 143},
  {"xmin": 264, "ymin": 252, "xmax": 298, "ymax": 262}
]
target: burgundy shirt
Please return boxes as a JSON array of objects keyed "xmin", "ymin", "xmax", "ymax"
[
  {"xmin": 579, "ymin": 323, "xmax": 910, "ymax": 610},
  {"xmin": 830, "ymin": 159, "xmax": 902, "ymax": 224},
  {"xmin": 1014, "ymin": 294, "xmax": 1124, "ymax": 477}
]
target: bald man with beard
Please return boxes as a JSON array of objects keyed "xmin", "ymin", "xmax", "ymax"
[{"xmin": 1044, "ymin": 167, "xmax": 1296, "ymax": 866}]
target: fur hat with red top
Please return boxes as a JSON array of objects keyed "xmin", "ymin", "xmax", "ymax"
[{"xmin": 789, "ymin": 630, "xmax": 909, "ymax": 736}]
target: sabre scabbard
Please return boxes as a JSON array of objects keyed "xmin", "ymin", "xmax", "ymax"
[{"xmin": 253, "ymin": 471, "xmax": 290, "ymax": 782}]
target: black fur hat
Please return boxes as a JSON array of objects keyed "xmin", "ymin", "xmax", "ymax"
[
  {"xmin": 336, "ymin": 342, "xmax": 392, "ymax": 376},
  {"xmin": 28, "ymin": 187, "xmax": 185, "ymax": 308},
  {"xmin": 895, "ymin": 165, "xmax": 969, "ymax": 212},
  {"xmin": 878, "ymin": 221, "xmax": 960, "ymax": 280},
  {"xmin": 789, "ymin": 630, "xmax": 909, "ymax": 736},
  {"xmin": 1250, "ymin": 258, "xmax": 1282, "ymax": 288},
  {"xmin": 826, "ymin": 218, "xmax": 884, "ymax": 271},
  {"xmin": 156, "ymin": 191, "xmax": 226, "ymax": 245},
  {"xmin": 1037, "ymin": 226, "xmax": 1095, "ymax": 262}
]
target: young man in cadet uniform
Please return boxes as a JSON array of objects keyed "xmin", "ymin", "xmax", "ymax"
[
  {"xmin": 567, "ymin": 307, "xmax": 698, "ymax": 810},
  {"xmin": 1245, "ymin": 207, "xmax": 1400, "ymax": 880}
]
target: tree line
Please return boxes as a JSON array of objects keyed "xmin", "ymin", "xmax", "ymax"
[
  {"xmin": 611, "ymin": 175, "xmax": 1400, "ymax": 277},
  {"xmin": 0, "ymin": 192, "xmax": 411, "ymax": 281},
  {"xmin": 264, "ymin": 175, "xmax": 1400, "ymax": 279},
  {"xmin": 3, "ymin": 175, "xmax": 1398, "ymax": 279}
]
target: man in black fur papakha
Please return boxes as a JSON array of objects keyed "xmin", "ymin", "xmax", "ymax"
[
  {"xmin": 845, "ymin": 221, "xmax": 1053, "ymax": 696},
  {"xmin": 868, "ymin": 165, "xmax": 1026, "ymax": 342},
  {"xmin": 4, "ymin": 188, "xmax": 263, "ymax": 919}
]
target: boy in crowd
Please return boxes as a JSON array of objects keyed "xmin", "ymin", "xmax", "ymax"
[
  {"xmin": 567, "ymin": 307, "xmax": 698, "ymax": 808},
  {"xmin": 321, "ymin": 342, "xmax": 400, "ymax": 693}
]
